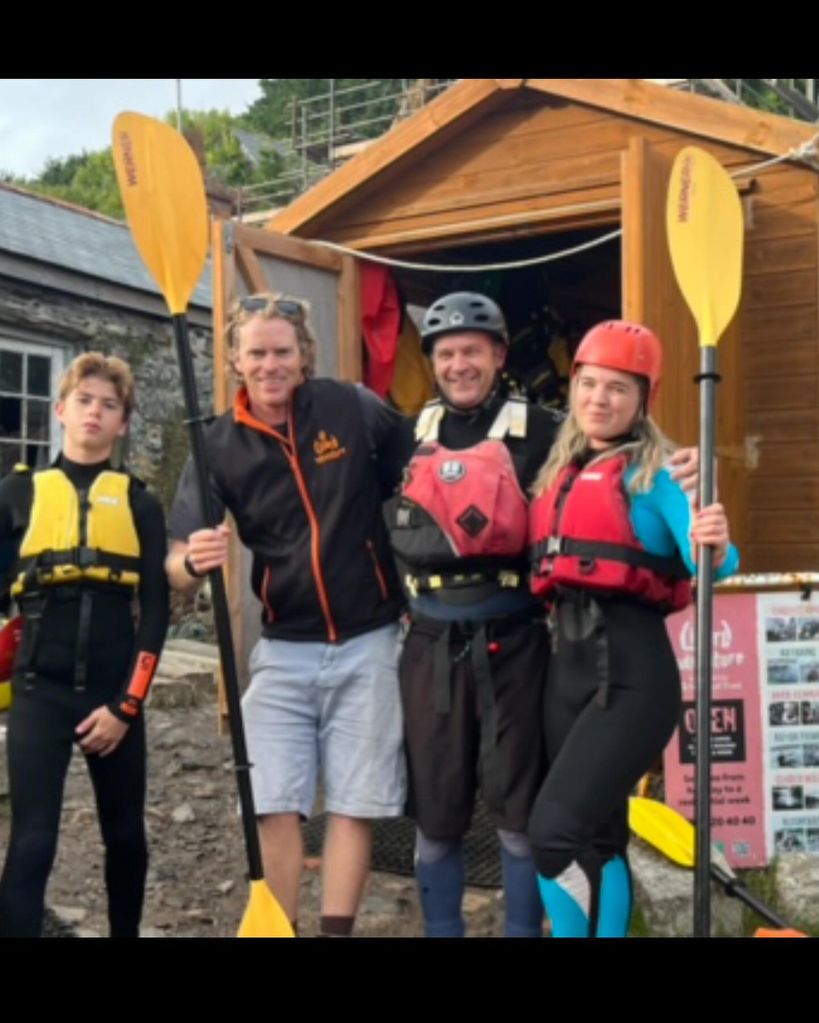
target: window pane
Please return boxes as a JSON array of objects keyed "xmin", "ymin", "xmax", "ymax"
[
  {"xmin": 0, "ymin": 351, "xmax": 23, "ymax": 393},
  {"xmin": 26, "ymin": 399, "xmax": 51, "ymax": 441},
  {"xmin": 26, "ymin": 443, "xmax": 51, "ymax": 469},
  {"xmin": 28, "ymin": 355, "xmax": 51, "ymax": 397},
  {"xmin": 0, "ymin": 442, "xmax": 22, "ymax": 475},
  {"xmin": 0, "ymin": 396, "xmax": 22, "ymax": 439}
]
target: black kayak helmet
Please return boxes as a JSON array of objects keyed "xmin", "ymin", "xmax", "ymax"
[{"xmin": 420, "ymin": 292, "xmax": 509, "ymax": 355}]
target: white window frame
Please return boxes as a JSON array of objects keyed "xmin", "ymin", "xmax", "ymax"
[{"xmin": 0, "ymin": 337, "xmax": 68, "ymax": 469}]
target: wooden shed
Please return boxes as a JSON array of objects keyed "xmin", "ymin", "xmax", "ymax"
[{"xmin": 213, "ymin": 78, "xmax": 819, "ymax": 594}]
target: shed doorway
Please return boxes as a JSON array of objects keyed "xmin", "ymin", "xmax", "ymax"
[{"xmin": 381, "ymin": 224, "xmax": 622, "ymax": 416}]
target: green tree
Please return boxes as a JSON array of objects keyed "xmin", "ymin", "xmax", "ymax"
[
  {"xmin": 39, "ymin": 152, "xmax": 90, "ymax": 187},
  {"xmin": 172, "ymin": 109, "xmax": 258, "ymax": 186},
  {"xmin": 21, "ymin": 108, "xmax": 272, "ymax": 217},
  {"xmin": 28, "ymin": 149, "xmax": 124, "ymax": 219},
  {"xmin": 14, "ymin": 82, "xmax": 438, "ymax": 217},
  {"xmin": 245, "ymin": 79, "xmax": 408, "ymax": 142},
  {"xmin": 245, "ymin": 79, "xmax": 332, "ymax": 137}
]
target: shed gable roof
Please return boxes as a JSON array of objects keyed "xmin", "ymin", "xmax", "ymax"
[{"xmin": 268, "ymin": 78, "xmax": 817, "ymax": 239}]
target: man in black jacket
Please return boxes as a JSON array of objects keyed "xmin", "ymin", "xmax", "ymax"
[{"xmin": 166, "ymin": 294, "xmax": 407, "ymax": 937}]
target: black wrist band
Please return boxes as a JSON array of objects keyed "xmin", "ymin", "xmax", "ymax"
[{"xmin": 184, "ymin": 553, "xmax": 206, "ymax": 579}]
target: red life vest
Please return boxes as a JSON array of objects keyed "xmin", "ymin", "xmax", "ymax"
[
  {"xmin": 529, "ymin": 454, "xmax": 691, "ymax": 611},
  {"xmin": 399, "ymin": 438, "xmax": 529, "ymax": 560}
]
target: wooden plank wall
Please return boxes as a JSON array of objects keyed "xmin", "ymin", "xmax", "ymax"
[
  {"xmin": 742, "ymin": 169, "xmax": 819, "ymax": 572},
  {"xmin": 302, "ymin": 93, "xmax": 782, "ymax": 253}
]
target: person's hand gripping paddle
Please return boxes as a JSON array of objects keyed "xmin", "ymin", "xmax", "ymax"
[
  {"xmin": 112, "ymin": 111, "xmax": 293, "ymax": 938},
  {"xmin": 666, "ymin": 145, "xmax": 743, "ymax": 938}
]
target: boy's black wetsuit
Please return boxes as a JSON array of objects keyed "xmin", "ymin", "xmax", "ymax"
[{"xmin": 0, "ymin": 455, "xmax": 169, "ymax": 938}]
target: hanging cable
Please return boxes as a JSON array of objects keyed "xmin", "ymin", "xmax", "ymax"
[{"xmin": 310, "ymin": 227, "xmax": 622, "ymax": 274}]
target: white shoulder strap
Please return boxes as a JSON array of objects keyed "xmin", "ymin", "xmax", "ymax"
[
  {"xmin": 415, "ymin": 401, "xmax": 445, "ymax": 442},
  {"xmin": 487, "ymin": 398, "xmax": 528, "ymax": 440}
]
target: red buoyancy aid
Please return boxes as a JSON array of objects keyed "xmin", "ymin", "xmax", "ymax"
[
  {"xmin": 400, "ymin": 439, "xmax": 529, "ymax": 560},
  {"xmin": 529, "ymin": 454, "xmax": 691, "ymax": 611}
]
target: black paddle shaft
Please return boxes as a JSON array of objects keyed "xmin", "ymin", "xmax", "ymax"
[
  {"xmin": 710, "ymin": 864, "xmax": 794, "ymax": 930},
  {"xmin": 172, "ymin": 314, "xmax": 264, "ymax": 883},
  {"xmin": 694, "ymin": 345, "xmax": 719, "ymax": 937}
]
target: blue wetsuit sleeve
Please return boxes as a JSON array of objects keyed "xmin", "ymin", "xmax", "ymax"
[{"xmin": 629, "ymin": 467, "xmax": 739, "ymax": 580}]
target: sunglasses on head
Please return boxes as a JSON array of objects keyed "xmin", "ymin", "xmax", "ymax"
[{"xmin": 239, "ymin": 296, "xmax": 305, "ymax": 319}]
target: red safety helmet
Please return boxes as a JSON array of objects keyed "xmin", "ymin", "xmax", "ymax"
[
  {"xmin": 0, "ymin": 614, "xmax": 23, "ymax": 686},
  {"xmin": 572, "ymin": 320, "xmax": 663, "ymax": 407}
]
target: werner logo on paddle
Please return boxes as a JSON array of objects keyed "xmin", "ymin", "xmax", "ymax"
[
  {"xmin": 676, "ymin": 153, "xmax": 694, "ymax": 224},
  {"xmin": 313, "ymin": 430, "xmax": 347, "ymax": 465},
  {"xmin": 117, "ymin": 132, "xmax": 138, "ymax": 187}
]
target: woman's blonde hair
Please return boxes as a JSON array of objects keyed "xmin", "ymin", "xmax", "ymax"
[
  {"xmin": 57, "ymin": 352, "xmax": 135, "ymax": 420},
  {"xmin": 225, "ymin": 292, "xmax": 317, "ymax": 379},
  {"xmin": 532, "ymin": 374, "xmax": 675, "ymax": 497}
]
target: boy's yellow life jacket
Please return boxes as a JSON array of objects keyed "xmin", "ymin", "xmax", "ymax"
[{"xmin": 12, "ymin": 469, "xmax": 141, "ymax": 596}]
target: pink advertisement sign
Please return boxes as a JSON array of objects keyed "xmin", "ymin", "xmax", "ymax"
[{"xmin": 663, "ymin": 593, "xmax": 767, "ymax": 867}]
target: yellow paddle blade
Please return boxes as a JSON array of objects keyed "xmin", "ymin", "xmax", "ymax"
[
  {"xmin": 237, "ymin": 879, "xmax": 295, "ymax": 938},
  {"xmin": 628, "ymin": 795, "xmax": 695, "ymax": 868},
  {"xmin": 666, "ymin": 146, "xmax": 744, "ymax": 348},
  {"xmin": 112, "ymin": 112, "xmax": 208, "ymax": 316}
]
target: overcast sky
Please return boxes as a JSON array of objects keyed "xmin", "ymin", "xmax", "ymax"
[{"xmin": 0, "ymin": 79, "xmax": 264, "ymax": 178}]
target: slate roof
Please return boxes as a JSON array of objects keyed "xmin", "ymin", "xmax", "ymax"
[{"xmin": 0, "ymin": 182, "xmax": 211, "ymax": 308}]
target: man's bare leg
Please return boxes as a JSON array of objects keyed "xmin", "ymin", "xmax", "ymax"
[
  {"xmin": 319, "ymin": 814, "xmax": 372, "ymax": 935},
  {"xmin": 258, "ymin": 812, "xmax": 303, "ymax": 925}
]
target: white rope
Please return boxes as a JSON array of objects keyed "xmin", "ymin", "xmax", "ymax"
[
  {"xmin": 730, "ymin": 130, "xmax": 819, "ymax": 178},
  {"xmin": 717, "ymin": 571, "xmax": 819, "ymax": 591},
  {"xmin": 311, "ymin": 227, "xmax": 622, "ymax": 274}
]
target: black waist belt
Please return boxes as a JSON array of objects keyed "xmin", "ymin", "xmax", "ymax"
[
  {"xmin": 531, "ymin": 537, "xmax": 688, "ymax": 578},
  {"xmin": 19, "ymin": 547, "xmax": 140, "ymax": 575},
  {"xmin": 406, "ymin": 568, "xmax": 522, "ymax": 604}
]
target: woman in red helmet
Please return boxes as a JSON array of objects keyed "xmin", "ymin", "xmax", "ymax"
[{"xmin": 527, "ymin": 320, "xmax": 738, "ymax": 938}]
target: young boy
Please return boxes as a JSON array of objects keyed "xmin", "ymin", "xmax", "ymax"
[{"xmin": 0, "ymin": 352, "xmax": 169, "ymax": 938}]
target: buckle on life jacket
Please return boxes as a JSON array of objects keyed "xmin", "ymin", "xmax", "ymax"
[
  {"xmin": 75, "ymin": 547, "xmax": 100, "ymax": 569},
  {"xmin": 406, "ymin": 570, "xmax": 521, "ymax": 597},
  {"xmin": 497, "ymin": 570, "xmax": 520, "ymax": 589},
  {"xmin": 546, "ymin": 536, "xmax": 563, "ymax": 556}
]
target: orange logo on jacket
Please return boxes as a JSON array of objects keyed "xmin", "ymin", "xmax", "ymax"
[{"xmin": 314, "ymin": 430, "xmax": 348, "ymax": 465}]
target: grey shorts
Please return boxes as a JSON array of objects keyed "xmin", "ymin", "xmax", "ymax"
[{"xmin": 241, "ymin": 624, "xmax": 406, "ymax": 819}]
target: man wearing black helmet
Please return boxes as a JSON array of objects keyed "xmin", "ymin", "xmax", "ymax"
[
  {"xmin": 388, "ymin": 292, "xmax": 698, "ymax": 938},
  {"xmin": 388, "ymin": 292, "xmax": 557, "ymax": 937}
]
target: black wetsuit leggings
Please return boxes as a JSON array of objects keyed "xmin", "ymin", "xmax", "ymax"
[
  {"xmin": 0, "ymin": 676, "xmax": 147, "ymax": 938},
  {"xmin": 528, "ymin": 596, "xmax": 681, "ymax": 902}
]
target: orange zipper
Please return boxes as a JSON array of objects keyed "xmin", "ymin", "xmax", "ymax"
[
  {"xmin": 366, "ymin": 539, "xmax": 389, "ymax": 600},
  {"xmin": 285, "ymin": 403, "xmax": 338, "ymax": 642},
  {"xmin": 234, "ymin": 391, "xmax": 338, "ymax": 643},
  {"xmin": 260, "ymin": 565, "xmax": 275, "ymax": 623}
]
